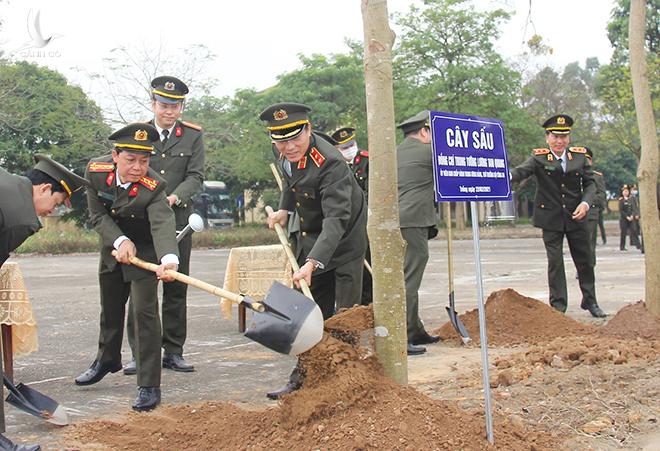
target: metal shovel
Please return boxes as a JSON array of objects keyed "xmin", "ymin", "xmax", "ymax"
[
  {"xmin": 176, "ymin": 213, "xmax": 205, "ymax": 243},
  {"xmin": 444, "ymin": 203, "xmax": 471, "ymax": 344},
  {"xmin": 3, "ymin": 375, "xmax": 68, "ymax": 426},
  {"xmin": 117, "ymin": 253, "xmax": 324, "ymax": 356}
]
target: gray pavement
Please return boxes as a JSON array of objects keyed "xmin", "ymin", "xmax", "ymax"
[{"xmin": 4, "ymin": 225, "xmax": 645, "ymax": 447}]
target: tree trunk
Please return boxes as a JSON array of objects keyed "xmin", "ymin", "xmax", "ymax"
[
  {"xmin": 629, "ymin": 0, "xmax": 660, "ymax": 314},
  {"xmin": 361, "ymin": 0, "xmax": 407, "ymax": 383}
]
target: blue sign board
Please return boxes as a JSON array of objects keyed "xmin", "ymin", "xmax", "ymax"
[{"xmin": 430, "ymin": 111, "xmax": 511, "ymax": 202}]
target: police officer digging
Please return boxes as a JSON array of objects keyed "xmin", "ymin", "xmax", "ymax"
[
  {"xmin": 0, "ymin": 154, "xmax": 88, "ymax": 451},
  {"xmin": 123, "ymin": 76, "xmax": 204, "ymax": 376},
  {"xmin": 75, "ymin": 123, "xmax": 179, "ymax": 412},
  {"xmin": 510, "ymin": 114, "xmax": 606, "ymax": 318},
  {"xmin": 260, "ymin": 102, "xmax": 367, "ymax": 399}
]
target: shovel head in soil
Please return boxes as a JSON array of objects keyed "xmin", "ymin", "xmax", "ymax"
[
  {"xmin": 244, "ymin": 281, "xmax": 323, "ymax": 356},
  {"xmin": 446, "ymin": 291, "xmax": 471, "ymax": 345},
  {"xmin": 3, "ymin": 375, "xmax": 68, "ymax": 426}
]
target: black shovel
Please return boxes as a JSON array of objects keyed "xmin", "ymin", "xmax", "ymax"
[
  {"xmin": 444, "ymin": 203, "xmax": 471, "ymax": 344},
  {"xmin": 3, "ymin": 375, "xmax": 68, "ymax": 425},
  {"xmin": 118, "ymin": 254, "xmax": 324, "ymax": 356}
]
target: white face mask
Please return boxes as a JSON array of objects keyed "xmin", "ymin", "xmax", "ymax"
[{"xmin": 338, "ymin": 143, "xmax": 358, "ymax": 161}]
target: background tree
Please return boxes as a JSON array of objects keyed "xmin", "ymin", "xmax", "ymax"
[
  {"xmin": 629, "ymin": 0, "xmax": 659, "ymax": 314},
  {"xmin": 362, "ymin": 0, "xmax": 407, "ymax": 384},
  {"xmin": 0, "ymin": 60, "xmax": 109, "ymax": 174}
]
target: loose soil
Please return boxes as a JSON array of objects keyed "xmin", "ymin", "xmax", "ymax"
[
  {"xmin": 63, "ymin": 290, "xmax": 660, "ymax": 450},
  {"xmin": 435, "ymin": 288, "xmax": 597, "ymax": 346}
]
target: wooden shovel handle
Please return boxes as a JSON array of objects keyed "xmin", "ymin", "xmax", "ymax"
[
  {"xmin": 265, "ymin": 206, "xmax": 314, "ymax": 300},
  {"xmin": 110, "ymin": 251, "xmax": 264, "ymax": 312}
]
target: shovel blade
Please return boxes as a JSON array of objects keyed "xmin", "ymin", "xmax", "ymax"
[
  {"xmin": 6, "ymin": 382, "xmax": 69, "ymax": 426},
  {"xmin": 244, "ymin": 281, "xmax": 323, "ymax": 355},
  {"xmin": 446, "ymin": 292, "xmax": 471, "ymax": 345}
]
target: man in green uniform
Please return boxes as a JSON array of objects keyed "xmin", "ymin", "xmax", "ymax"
[
  {"xmin": 74, "ymin": 123, "xmax": 179, "ymax": 412},
  {"xmin": 0, "ymin": 154, "xmax": 87, "ymax": 451},
  {"xmin": 124, "ymin": 76, "xmax": 204, "ymax": 375},
  {"xmin": 332, "ymin": 126, "xmax": 372, "ymax": 306},
  {"xmin": 396, "ymin": 111, "xmax": 441, "ymax": 356},
  {"xmin": 510, "ymin": 114, "xmax": 606, "ymax": 318},
  {"xmin": 261, "ymin": 102, "xmax": 367, "ymax": 399},
  {"xmin": 584, "ymin": 147, "xmax": 607, "ymax": 268}
]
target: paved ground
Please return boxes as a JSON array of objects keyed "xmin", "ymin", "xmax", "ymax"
[{"xmin": 4, "ymin": 222, "xmax": 645, "ymax": 447}]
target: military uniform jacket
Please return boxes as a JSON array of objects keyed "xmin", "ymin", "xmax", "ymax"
[
  {"xmin": 511, "ymin": 147, "xmax": 596, "ymax": 232},
  {"xmin": 277, "ymin": 132, "xmax": 367, "ymax": 271},
  {"xmin": 618, "ymin": 195, "xmax": 639, "ymax": 219},
  {"xmin": 85, "ymin": 156, "xmax": 178, "ymax": 280},
  {"xmin": 0, "ymin": 168, "xmax": 42, "ymax": 266},
  {"xmin": 350, "ymin": 150, "xmax": 369, "ymax": 195},
  {"xmin": 148, "ymin": 119, "xmax": 205, "ymax": 227},
  {"xmin": 397, "ymin": 137, "xmax": 437, "ymax": 228},
  {"xmin": 587, "ymin": 171, "xmax": 607, "ymax": 221}
]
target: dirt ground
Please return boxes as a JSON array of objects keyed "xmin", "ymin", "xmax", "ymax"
[{"xmin": 5, "ymin": 223, "xmax": 657, "ymax": 450}]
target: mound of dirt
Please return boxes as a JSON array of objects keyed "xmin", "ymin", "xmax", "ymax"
[
  {"xmin": 65, "ymin": 306, "xmax": 559, "ymax": 450},
  {"xmin": 436, "ymin": 289, "xmax": 596, "ymax": 346},
  {"xmin": 490, "ymin": 336, "xmax": 660, "ymax": 388},
  {"xmin": 599, "ymin": 301, "xmax": 660, "ymax": 340}
]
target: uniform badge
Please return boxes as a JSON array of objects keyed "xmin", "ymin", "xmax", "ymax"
[
  {"xmin": 88, "ymin": 162, "xmax": 114, "ymax": 172},
  {"xmin": 309, "ymin": 147, "xmax": 326, "ymax": 167},
  {"xmin": 134, "ymin": 129, "xmax": 148, "ymax": 141},
  {"xmin": 175, "ymin": 127, "xmax": 183, "ymax": 137},
  {"xmin": 105, "ymin": 171, "xmax": 115, "ymax": 186},
  {"xmin": 567, "ymin": 152, "xmax": 573, "ymax": 160},
  {"xmin": 164, "ymin": 81, "xmax": 175, "ymax": 91},
  {"xmin": 273, "ymin": 109, "xmax": 288, "ymax": 121},
  {"xmin": 339, "ymin": 130, "xmax": 348, "ymax": 139},
  {"xmin": 533, "ymin": 148, "xmax": 550, "ymax": 156},
  {"xmin": 547, "ymin": 154, "xmax": 553, "ymax": 161},
  {"xmin": 297, "ymin": 156, "xmax": 307, "ymax": 170},
  {"xmin": 557, "ymin": 116, "xmax": 566, "ymax": 125},
  {"xmin": 138, "ymin": 176, "xmax": 159, "ymax": 191},
  {"xmin": 128, "ymin": 184, "xmax": 139, "ymax": 197}
]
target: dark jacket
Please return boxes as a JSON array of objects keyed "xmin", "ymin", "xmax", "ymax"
[
  {"xmin": 0, "ymin": 168, "xmax": 42, "ymax": 266},
  {"xmin": 148, "ymin": 119, "xmax": 205, "ymax": 228},
  {"xmin": 397, "ymin": 136, "xmax": 437, "ymax": 228},
  {"xmin": 511, "ymin": 146, "xmax": 596, "ymax": 232},
  {"xmin": 85, "ymin": 155, "xmax": 179, "ymax": 280},
  {"xmin": 277, "ymin": 132, "xmax": 367, "ymax": 271}
]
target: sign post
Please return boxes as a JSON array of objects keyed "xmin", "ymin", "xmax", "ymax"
[{"xmin": 429, "ymin": 110, "xmax": 511, "ymax": 444}]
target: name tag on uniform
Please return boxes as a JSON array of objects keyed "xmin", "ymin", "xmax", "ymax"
[{"xmin": 543, "ymin": 165, "xmax": 556, "ymax": 171}]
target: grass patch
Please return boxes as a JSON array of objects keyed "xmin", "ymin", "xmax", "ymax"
[{"xmin": 14, "ymin": 220, "xmax": 279, "ymax": 255}]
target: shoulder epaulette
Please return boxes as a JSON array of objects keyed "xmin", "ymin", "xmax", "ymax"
[
  {"xmin": 138, "ymin": 176, "xmax": 159, "ymax": 191},
  {"xmin": 309, "ymin": 147, "xmax": 326, "ymax": 168},
  {"xmin": 88, "ymin": 162, "xmax": 114, "ymax": 172},
  {"xmin": 533, "ymin": 148, "xmax": 550, "ymax": 155},
  {"xmin": 181, "ymin": 121, "xmax": 202, "ymax": 131},
  {"xmin": 359, "ymin": 150, "xmax": 369, "ymax": 158},
  {"xmin": 569, "ymin": 146, "xmax": 587, "ymax": 153}
]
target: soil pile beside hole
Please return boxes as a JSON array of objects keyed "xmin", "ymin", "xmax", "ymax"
[
  {"xmin": 435, "ymin": 288, "xmax": 596, "ymax": 346},
  {"xmin": 65, "ymin": 305, "xmax": 559, "ymax": 450},
  {"xmin": 599, "ymin": 301, "xmax": 660, "ymax": 340}
]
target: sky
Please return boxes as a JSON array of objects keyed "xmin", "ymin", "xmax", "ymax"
[{"xmin": 0, "ymin": 0, "xmax": 616, "ymax": 114}]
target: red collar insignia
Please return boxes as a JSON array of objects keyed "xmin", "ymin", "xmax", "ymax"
[
  {"xmin": 105, "ymin": 171, "xmax": 115, "ymax": 186},
  {"xmin": 175, "ymin": 127, "xmax": 183, "ymax": 137},
  {"xmin": 309, "ymin": 147, "xmax": 325, "ymax": 168},
  {"xmin": 297, "ymin": 156, "xmax": 307, "ymax": 169},
  {"xmin": 128, "ymin": 184, "xmax": 139, "ymax": 197}
]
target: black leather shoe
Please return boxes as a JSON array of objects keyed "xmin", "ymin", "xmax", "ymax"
[
  {"xmin": 162, "ymin": 353, "xmax": 195, "ymax": 372},
  {"xmin": 0, "ymin": 433, "xmax": 41, "ymax": 451},
  {"xmin": 407, "ymin": 344, "xmax": 427, "ymax": 355},
  {"xmin": 266, "ymin": 381, "xmax": 301, "ymax": 400},
  {"xmin": 412, "ymin": 332, "xmax": 440, "ymax": 346},
  {"xmin": 132, "ymin": 387, "xmax": 161, "ymax": 412},
  {"xmin": 585, "ymin": 304, "xmax": 607, "ymax": 318},
  {"xmin": 74, "ymin": 360, "xmax": 122, "ymax": 386},
  {"xmin": 123, "ymin": 358, "xmax": 137, "ymax": 376}
]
